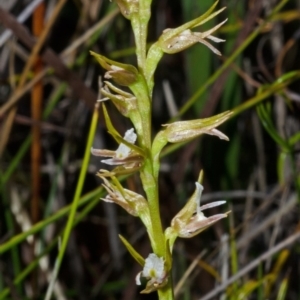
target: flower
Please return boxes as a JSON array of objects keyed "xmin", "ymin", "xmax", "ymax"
[
  {"xmin": 145, "ymin": 1, "xmax": 226, "ymax": 93},
  {"xmin": 100, "ymin": 81, "xmax": 137, "ymax": 117},
  {"xmin": 160, "ymin": 19, "xmax": 227, "ymax": 56},
  {"xmin": 90, "ymin": 51, "xmax": 138, "ymax": 86},
  {"xmin": 91, "ymin": 128, "xmax": 143, "ymax": 168},
  {"xmin": 156, "ymin": 2, "xmax": 227, "ymax": 56},
  {"xmin": 162, "ymin": 111, "xmax": 232, "ymax": 143},
  {"xmin": 100, "ymin": 176, "xmax": 149, "ymax": 218},
  {"xmin": 136, "ymin": 253, "xmax": 167, "ymax": 293},
  {"xmin": 152, "ymin": 111, "xmax": 232, "ymax": 161},
  {"xmin": 166, "ymin": 182, "xmax": 228, "ymax": 244}
]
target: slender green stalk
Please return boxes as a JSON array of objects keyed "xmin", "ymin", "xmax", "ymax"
[
  {"xmin": 232, "ymin": 71, "xmax": 300, "ymax": 117},
  {"xmin": 158, "ymin": 280, "xmax": 175, "ymax": 300},
  {"xmin": 140, "ymin": 159, "xmax": 165, "ymax": 256},
  {"xmin": 44, "ymin": 103, "xmax": 99, "ymax": 299}
]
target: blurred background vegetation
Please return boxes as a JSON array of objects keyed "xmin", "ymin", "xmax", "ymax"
[{"xmin": 0, "ymin": 0, "xmax": 300, "ymax": 299}]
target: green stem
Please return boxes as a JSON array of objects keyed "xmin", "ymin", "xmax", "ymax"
[
  {"xmin": 158, "ymin": 276, "xmax": 175, "ymax": 300},
  {"xmin": 132, "ymin": 1, "xmax": 151, "ymax": 72},
  {"xmin": 140, "ymin": 159, "xmax": 165, "ymax": 256}
]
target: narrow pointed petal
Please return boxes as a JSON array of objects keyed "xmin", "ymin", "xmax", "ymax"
[
  {"xmin": 181, "ymin": 214, "xmax": 228, "ymax": 238},
  {"xmin": 206, "ymin": 128, "xmax": 229, "ymax": 140}
]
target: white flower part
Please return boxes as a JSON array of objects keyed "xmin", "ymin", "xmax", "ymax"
[
  {"xmin": 136, "ymin": 253, "xmax": 166, "ymax": 286},
  {"xmin": 135, "ymin": 271, "xmax": 142, "ymax": 285},
  {"xmin": 195, "ymin": 182, "xmax": 204, "ymax": 216},
  {"xmin": 101, "ymin": 128, "xmax": 137, "ymax": 165},
  {"xmin": 110, "ymin": 65, "xmax": 124, "ymax": 71},
  {"xmin": 194, "ymin": 182, "xmax": 227, "ymax": 222},
  {"xmin": 207, "ymin": 128, "xmax": 229, "ymax": 141},
  {"xmin": 115, "ymin": 128, "xmax": 137, "ymax": 159}
]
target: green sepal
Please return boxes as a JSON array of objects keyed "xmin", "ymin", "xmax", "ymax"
[
  {"xmin": 102, "ymin": 104, "xmax": 145, "ymax": 157},
  {"xmin": 152, "ymin": 111, "xmax": 232, "ymax": 165},
  {"xmin": 141, "ymin": 280, "xmax": 168, "ymax": 294},
  {"xmin": 97, "ymin": 165, "xmax": 142, "ymax": 177},
  {"xmin": 102, "ymin": 81, "xmax": 137, "ymax": 118},
  {"xmin": 119, "ymin": 234, "xmax": 145, "ymax": 266},
  {"xmin": 101, "ymin": 82, "xmax": 145, "ymax": 142},
  {"xmin": 158, "ymin": 1, "xmax": 224, "ymax": 44},
  {"xmin": 161, "ymin": 110, "xmax": 232, "ymax": 143},
  {"xmin": 90, "ymin": 51, "xmax": 138, "ymax": 86}
]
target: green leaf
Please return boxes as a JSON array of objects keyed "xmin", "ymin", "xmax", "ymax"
[
  {"xmin": 276, "ymin": 277, "xmax": 289, "ymax": 300},
  {"xmin": 119, "ymin": 234, "xmax": 145, "ymax": 266},
  {"xmin": 256, "ymin": 103, "xmax": 290, "ymax": 152}
]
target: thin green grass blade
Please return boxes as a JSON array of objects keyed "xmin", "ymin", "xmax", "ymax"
[
  {"xmin": 276, "ymin": 277, "xmax": 288, "ymax": 300},
  {"xmin": 44, "ymin": 102, "xmax": 99, "ymax": 300},
  {"xmin": 232, "ymin": 71, "xmax": 300, "ymax": 117}
]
